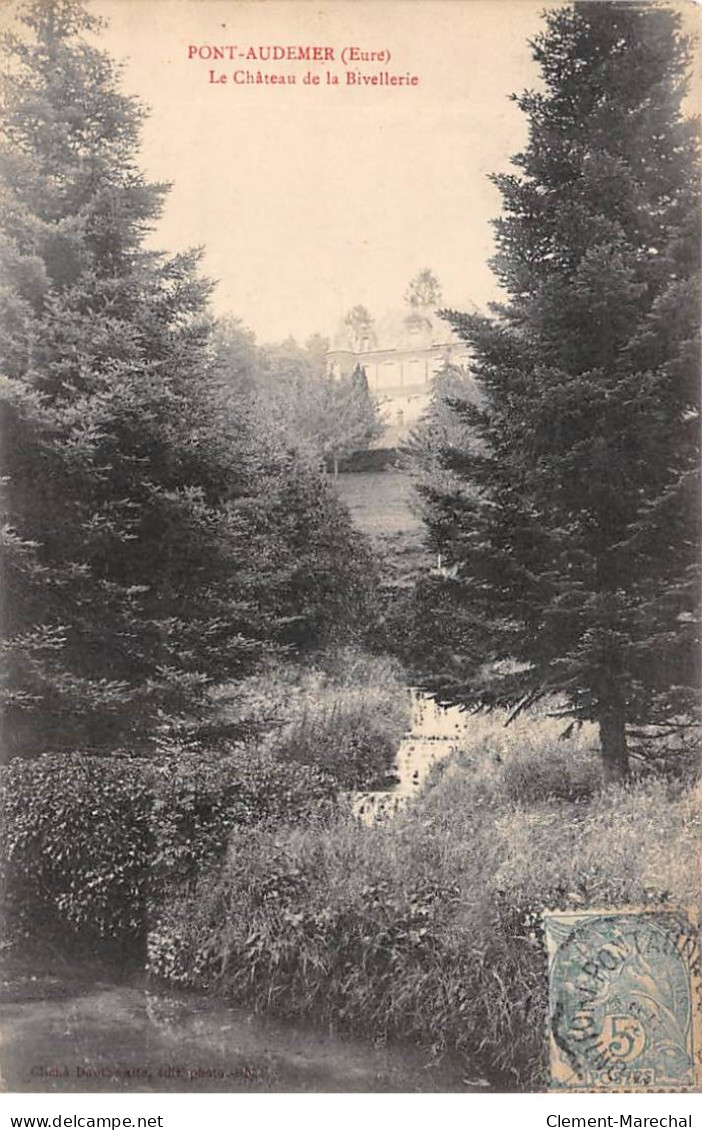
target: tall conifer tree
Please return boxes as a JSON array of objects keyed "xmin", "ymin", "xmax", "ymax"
[
  {"xmin": 0, "ymin": 0, "xmax": 303, "ymax": 756},
  {"xmin": 413, "ymin": 3, "xmax": 700, "ymax": 780}
]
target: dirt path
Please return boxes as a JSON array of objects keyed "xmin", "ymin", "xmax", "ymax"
[{"xmin": 1, "ymin": 978, "xmax": 487, "ymax": 1093}]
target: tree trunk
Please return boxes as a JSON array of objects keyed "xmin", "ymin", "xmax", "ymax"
[
  {"xmin": 333, "ymin": 457, "xmax": 339, "ymax": 477},
  {"xmin": 598, "ymin": 707, "xmax": 630, "ymax": 784}
]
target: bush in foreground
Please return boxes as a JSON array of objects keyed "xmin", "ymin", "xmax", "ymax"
[
  {"xmin": 148, "ymin": 731, "xmax": 700, "ymax": 1089},
  {"xmin": 0, "ymin": 748, "xmax": 335, "ymax": 948},
  {"xmin": 0, "ymin": 753, "xmax": 151, "ymax": 944},
  {"xmin": 0, "ymin": 647, "xmax": 409, "ymax": 946}
]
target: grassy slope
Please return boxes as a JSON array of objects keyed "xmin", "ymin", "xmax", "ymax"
[
  {"xmin": 332, "ymin": 472, "xmax": 423, "ymax": 540},
  {"xmin": 332, "ymin": 471, "xmax": 433, "ymax": 592},
  {"xmin": 149, "ymin": 712, "xmax": 700, "ymax": 1089}
]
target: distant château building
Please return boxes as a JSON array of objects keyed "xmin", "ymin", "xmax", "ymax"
[{"xmin": 327, "ymin": 303, "xmax": 476, "ymax": 450}]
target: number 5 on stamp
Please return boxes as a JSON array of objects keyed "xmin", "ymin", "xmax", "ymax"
[{"xmin": 543, "ymin": 908, "xmax": 700, "ymax": 1091}]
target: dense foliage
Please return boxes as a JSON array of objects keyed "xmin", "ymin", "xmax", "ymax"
[
  {"xmin": 0, "ymin": 752, "xmax": 151, "ymax": 941},
  {"xmin": 149, "ymin": 749, "xmax": 336, "ymax": 885},
  {"xmin": 0, "ymin": 649, "xmax": 408, "ymax": 944},
  {"xmin": 248, "ymin": 649, "xmax": 410, "ymax": 791},
  {"xmin": 411, "ymin": 3, "xmax": 700, "ymax": 780},
  {"xmin": 0, "ymin": 746, "xmax": 336, "ymax": 945},
  {"xmin": 215, "ymin": 320, "xmax": 384, "ymax": 474},
  {"xmin": 0, "ymin": 0, "xmax": 376, "ymax": 758},
  {"xmin": 148, "ymin": 719, "xmax": 700, "ymax": 1089}
]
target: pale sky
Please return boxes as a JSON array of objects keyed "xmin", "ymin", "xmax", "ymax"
[
  {"xmin": 4, "ymin": 0, "xmax": 699, "ymax": 343},
  {"xmin": 70, "ymin": 0, "xmax": 562, "ymax": 344}
]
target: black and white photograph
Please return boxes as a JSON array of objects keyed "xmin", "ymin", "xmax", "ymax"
[{"xmin": 0, "ymin": 0, "xmax": 700, "ymax": 1104}]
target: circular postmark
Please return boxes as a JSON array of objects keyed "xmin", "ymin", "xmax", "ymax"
[{"xmin": 549, "ymin": 913, "xmax": 696, "ymax": 1088}]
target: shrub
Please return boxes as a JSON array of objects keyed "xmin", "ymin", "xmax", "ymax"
[
  {"xmin": 216, "ymin": 649, "xmax": 410, "ymax": 791},
  {"xmin": 420, "ymin": 706, "xmax": 603, "ymax": 807},
  {"xmin": 150, "ymin": 748, "xmax": 337, "ymax": 884},
  {"xmin": 273, "ymin": 704, "xmax": 397, "ymax": 791},
  {"xmin": 149, "ymin": 724, "xmax": 700, "ymax": 1089},
  {"xmin": 0, "ymin": 745, "xmax": 337, "ymax": 947},
  {"xmin": 0, "ymin": 753, "xmax": 151, "ymax": 944},
  {"xmin": 146, "ymin": 822, "xmax": 466, "ymax": 1025},
  {"xmin": 0, "ymin": 646, "xmax": 408, "ymax": 950}
]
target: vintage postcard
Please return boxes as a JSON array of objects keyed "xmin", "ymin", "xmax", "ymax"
[{"xmin": 0, "ymin": 0, "xmax": 700, "ymax": 1099}]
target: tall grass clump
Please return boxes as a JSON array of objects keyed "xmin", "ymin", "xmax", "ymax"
[
  {"xmin": 0, "ymin": 647, "xmax": 409, "ymax": 958},
  {"xmin": 149, "ymin": 718, "xmax": 700, "ymax": 1090},
  {"xmin": 216, "ymin": 648, "xmax": 410, "ymax": 790}
]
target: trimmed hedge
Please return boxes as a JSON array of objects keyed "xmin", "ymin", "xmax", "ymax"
[
  {"xmin": 0, "ymin": 747, "xmax": 336, "ymax": 946},
  {"xmin": 0, "ymin": 651, "xmax": 410, "ymax": 948},
  {"xmin": 0, "ymin": 753, "xmax": 151, "ymax": 942}
]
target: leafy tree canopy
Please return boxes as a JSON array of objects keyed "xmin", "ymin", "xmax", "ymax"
[
  {"xmin": 343, "ymin": 305, "xmax": 376, "ymax": 352},
  {"xmin": 214, "ymin": 323, "xmax": 385, "ymax": 472},
  {"xmin": 404, "ymin": 269, "xmax": 442, "ymax": 310}
]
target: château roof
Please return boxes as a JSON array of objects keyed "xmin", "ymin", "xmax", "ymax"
[{"xmin": 330, "ymin": 300, "xmax": 479, "ymax": 354}]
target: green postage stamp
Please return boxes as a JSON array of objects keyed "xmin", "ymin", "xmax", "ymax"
[{"xmin": 544, "ymin": 909, "xmax": 700, "ymax": 1091}]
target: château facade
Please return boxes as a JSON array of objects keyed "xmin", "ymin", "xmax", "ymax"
[{"xmin": 327, "ymin": 305, "xmax": 473, "ymax": 448}]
